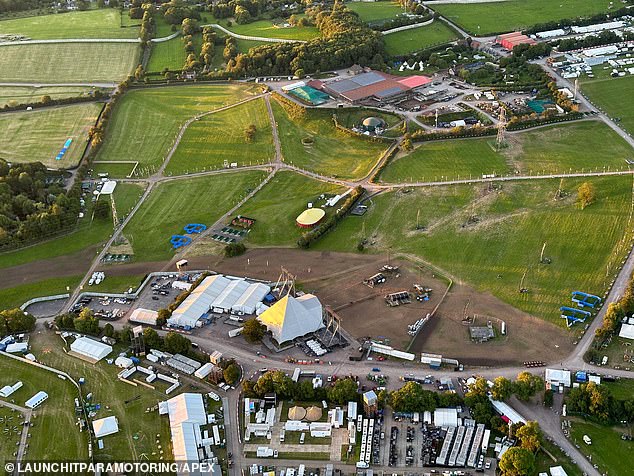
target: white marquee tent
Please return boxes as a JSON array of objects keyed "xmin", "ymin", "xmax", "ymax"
[
  {"xmin": 70, "ymin": 336, "xmax": 112, "ymax": 362},
  {"xmin": 93, "ymin": 416, "xmax": 119, "ymax": 438},
  {"xmin": 165, "ymin": 393, "xmax": 208, "ymax": 468},
  {"xmin": 168, "ymin": 275, "xmax": 231, "ymax": 328},
  {"xmin": 257, "ymin": 294, "xmax": 324, "ymax": 344},
  {"xmin": 212, "ymin": 279, "xmax": 250, "ymax": 312},
  {"xmin": 232, "ymin": 282, "xmax": 270, "ymax": 314}
]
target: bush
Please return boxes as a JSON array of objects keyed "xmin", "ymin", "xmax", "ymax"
[{"xmin": 224, "ymin": 242, "xmax": 246, "ymax": 257}]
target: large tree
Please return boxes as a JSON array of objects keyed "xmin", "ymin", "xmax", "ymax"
[
  {"xmin": 516, "ymin": 421, "xmax": 542, "ymax": 452},
  {"xmin": 499, "ymin": 447, "xmax": 535, "ymax": 475},
  {"xmin": 491, "ymin": 376, "xmax": 513, "ymax": 401},
  {"xmin": 242, "ymin": 318, "xmax": 266, "ymax": 343}
]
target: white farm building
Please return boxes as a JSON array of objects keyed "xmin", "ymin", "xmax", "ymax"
[
  {"xmin": 167, "ymin": 275, "xmax": 270, "ymax": 328},
  {"xmin": 257, "ymin": 294, "xmax": 324, "ymax": 344},
  {"xmin": 70, "ymin": 336, "xmax": 112, "ymax": 362}
]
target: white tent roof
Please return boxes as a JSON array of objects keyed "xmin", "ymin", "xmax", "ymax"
[
  {"xmin": 434, "ymin": 408, "xmax": 458, "ymax": 427},
  {"xmin": 129, "ymin": 308, "xmax": 159, "ymax": 325},
  {"xmin": 232, "ymin": 282, "xmax": 271, "ymax": 314},
  {"xmin": 99, "ymin": 180, "xmax": 117, "ymax": 195},
  {"xmin": 168, "ymin": 275, "xmax": 231, "ymax": 328},
  {"xmin": 619, "ymin": 323, "xmax": 634, "ymax": 340},
  {"xmin": 70, "ymin": 336, "xmax": 112, "ymax": 361},
  {"xmin": 545, "ymin": 368, "xmax": 572, "ymax": 387},
  {"xmin": 93, "ymin": 416, "xmax": 119, "ymax": 437},
  {"xmin": 489, "ymin": 398, "xmax": 526, "ymax": 425},
  {"xmin": 550, "ymin": 466, "xmax": 569, "ymax": 476},
  {"xmin": 212, "ymin": 279, "xmax": 250, "ymax": 311},
  {"xmin": 257, "ymin": 294, "xmax": 324, "ymax": 343},
  {"xmin": 166, "ymin": 393, "xmax": 207, "ymax": 465}
]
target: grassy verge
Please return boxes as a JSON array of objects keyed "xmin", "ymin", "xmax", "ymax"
[
  {"xmin": 582, "ymin": 75, "xmax": 634, "ymax": 137},
  {"xmin": 383, "ymin": 21, "xmax": 459, "ymax": 56},
  {"xmin": 0, "ymin": 276, "xmax": 81, "ymax": 309}
]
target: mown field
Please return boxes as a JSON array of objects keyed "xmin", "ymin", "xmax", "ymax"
[
  {"xmin": 315, "ymin": 175, "xmax": 634, "ymax": 324},
  {"xmin": 147, "ymin": 36, "xmax": 193, "ymax": 73},
  {"xmin": 0, "ymin": 43, "xmax": 140, "ymax": 83},
  {"xmin": 235, "ymin": 171, "xmax": 345, "ymax": 247},
  {"xmin": 272, "ymin": 99, "xmax": 389, "ymax": 180},
  {"xmin": 123, "ymin": 171, "xmax": 267, "ymax": 262},
  {"xmin": 569, "ymin": 419, "xmax": 634, "ymax": 476},
  {"xmin": 432, "ymin": 0, "xmax": 617, "ymax": 35},
  {"xmin": 347, "ymin": 1, "xmax": 404, "ymax": 23},
  {"xmin": 0, "ymin": 276, "xmax": 81, "ymax": 309},
  {"xmin": 383, "ymin": 21, "xmax": 459, "ymax": 56},
  {"xmin": 0, "ymin": 8, "xmax": 138, "ymax": 39},
  {"xmin": 379, "ymin": 121, "xmax": 632, "ymax": 183},
  {"xmin": 111, "ymin": 182, "xmax": 145, "ymax": 219},
  {"xmin": 0, "ymin": 102, "xmax": 102, "ymax": 168},
  {"xmin": 95, "ymin": 84, "xmax": 264, "ymax": 177},
  {"xmin": 0, "ymin": 85, "xmax": 105, "ymax": 107},
  {"xmin": 0, "ymin": 355, "xmax": 89, "ymax": 464},
  {"xmin": 220, "ymin": 19, "xmax": 320, "ymax": 41},
  {"xmin": 582, "ymin": 75, "xmax": 634, "ymax": 137},
  {"xmin": 165, "ymin": 97, "xmax": 274, "ymax": 175}
]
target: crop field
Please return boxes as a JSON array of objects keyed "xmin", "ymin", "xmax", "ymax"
[
  {"xmin": 165, "ymin": 98, "xmax": 274, "ymax": 175},
  {"xmin": 0, "ymin": 9, "xmax": 138, "ymax": 39},
  {"xmin": 0, "ymin": 43, "xmax": 140, "ymax": 83},
  {"xmin": 582, "ymin": 75, "xmax": 634, "ymax": 136},
  {"xmin": 0, "ymin": 86, "xmax": 104, "ymax": 107},
  {"xmin": 570, "ymin": 420, "xmax": 634, "ymax": 476},
  {"xmin": 432, "ymin": 0, "xmax": 616, "ymax": 36},
  {"xmin": 221, "ymin": 19, "xmax": 319, "ymax": 41},
  {"xmin": 0, "ymin": 355, "xmax": 89, "ymax": 463},
  {"xmin": 272, "ymin": 99, "xmax": 389, "ymax": 180},
  {"xmin": 347, "ymin": 1, "xmax": 404, "ymax": 23},
  {"xmin": 235, "ymin": 171, "xmax": 345, "ymax": 247},
  {"xmin": 383, "ymin": 21, "xmax": 459, "ymax": 56},
  {"xmin": 123, "ymin": 171, "xmax": 267, "ymax": 262},
  {"xmin": 0, "ymin": 102, "xmax": 102, "ymax": 168},
  {"xmin": 316, "ymin": 176, "xmax": 634, "ymax": 324},
  {"xmin": 96, "ymin": 84, "xmax": 264, "ymax": 176},
  {"xmin": 24, "ymin": 331, "xmax": 176, "ymax": 463},
  {"xmin": 379, "ymin": 121, "xmax": 632, "ymax": 183}
]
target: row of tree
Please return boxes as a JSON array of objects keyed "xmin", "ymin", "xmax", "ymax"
[
  {"xmin": 567, "ymin": 381, "xmax": 634, "ymax": 423},
  {"xmin": 0, "ymin": 309, "xmax": 36, "ymax": 338},
  {"xmin": 523, "ymin": 6, "xmax": 633, "ymax": 35}
]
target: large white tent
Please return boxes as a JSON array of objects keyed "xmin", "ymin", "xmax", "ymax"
[
  {"xmin": 232, "ymin": 282, "xmax": 270, "ymax": 314},
  {"xmin": 257, "ymin": 294, "xmax": 324, "ymax": 344},
  {"xmin": 128, "ymin": 308, "xmax": 159, "ymax": 326},
  {"xmin": 165, "ymin": 393, "xmax": 208, "ymax": 473},
  {"xmin": 70, "ymin": 336, "xmax": 112, "ymax": 362},
  {"xmin": 93, "ymin": 416, "xmax": 119, "ymax": 438},
  {"xmin": 619, "ymin": 323, "xmax": 634, "ymax": 340},
  {"xmin": 168, "ymin": 275, "xmax": 231, "ymax": 328},
  {"xmin": 212, "ymin": 279, "xmax": 250, "ymax": 312}
]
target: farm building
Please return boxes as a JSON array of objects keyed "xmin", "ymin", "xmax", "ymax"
[
  {"xmin": 164, "ymin": 393, "xmax": 210, "ymax": 474},
  {"xmin": 296, "ymin": 208, "xmax": 326, "ymax": 228},
  {"xmin": 319, "ymin": 70, "xmax": 431, "ymax": 104},
  {"xmin": 496, "ymin": 32, "xmax": 536, "ymax": 51},
  {"xmin": 167, "ymin": 275, "xmax": 270, "ymax": 328},
  {"xmin": 70, "ymin": 336, "xmax": 112, "ymax": 362},
  {"xmin": 257, "ymin": 294, "xmax": 325, "ymax": 344},
  {"xmin": 93, "ymin": 416, "xmax": 119, "ymax": 438},
  {"xmin": 128, "ymin": 308, "xmax": 159, "ymax": 326}
]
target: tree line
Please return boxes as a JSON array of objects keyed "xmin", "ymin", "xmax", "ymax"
[
  {"xmin": 0, "ymin": 309, "xmax": 36, "ymax": 338},
  {"xmin": 0, "ymin": 160, "xmax": 83, "ymax": 251},
  {"xmin": 566, "ymin": 381, "xmax": 634, "ymax": 424}
]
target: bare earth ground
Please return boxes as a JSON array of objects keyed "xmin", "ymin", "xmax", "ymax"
[{"xmin": 3, "ymin": 246, "xmax": 573, "ymax": 366}]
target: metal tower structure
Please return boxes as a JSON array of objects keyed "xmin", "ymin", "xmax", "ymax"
[
  {"xmin": 274, "ymin": 267, "xmax": 296, "ymax": 298},
  {"xmin": 496, "ymin": 107, "xmax": 507, "ymax": 150}
]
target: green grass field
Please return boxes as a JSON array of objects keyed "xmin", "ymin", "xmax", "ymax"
[
  {"xmin": 89, "ymin": 274, "xmax": 146, "ymax": 293},
  {"xmin": 347, "ymin": 1, "xmax": 404, "ymax": 23},
  {"xmin": 316, "ymin": 175, "xmax": 634, "ymax": 324},
  {"xmin": 432, "ymin": 0, "xmax": 617, "ymax": 35},
  {"xmin": 380, "ymin": 121, "xmax": 633, "ymax": 183},
  {"xmin": 535, "ymin": 438, "xmax": 583, "ymax": 476},
  {"xmin": 220, "ymin": 19, "xmax": 319, "ymax": 41},
  {"xmin": 165, "ymin": 98, "xmax": 274, "ymax": 175},
  {"xmin": 603, "ymin": 378, "xmax": 634, "ymax": 400},
  {"xmin": 0, "ymin": 85, "xmax": 105, "ymax": 107},
  {"xmin": 123, "ymin": 171, "xmax": 267, "ymax": 261},
  {"xmin": 272, "ymin": 99, "xmax": 389, "ymax": 180},
  {"xmin": 235, "ymin": 171, "xmax": 345, "ymax": 246},
  {"xmin": 383, "ymin": 21, "xmax": 459, "ymax": 56},
  {"xmin": 0, "ymin": 102, "xmax": 102, "ymax": 168},
  {"xmin": 96, "ymin": 84, "xmax": 263, "ymax": 177},
  {"xmin": 336, "ymin": 108, "xmax": 402, "ymax": 129},
  {"xmin": 111, "ymin": 182, "xmax": 145, "ymax": 219},
  {"xmin": 0, "ymin": 9, "xmax": 138, "ymax": 39},
  {"xmin": 0, "ymin": 355, "xmax": 89, "ymax": 463},
  {"xmin": 582, "ymin": 75, "xmax": 634, "ymax": 137},
  {"xmin": 570, "ymin": 419, "xmax": 634, "ymax": 476},
  {"xmin": 147, "ymin": 37, "xmax": 190, "ymax": 72},
  {"xmin": 0, "ymin": 276, "xmax": 80, "ymax": 309},
  {"xmin": 24, "ymin": 331, "xmax": 176, "ymax": 463},
  {"xmin": 0, "ymin": 43, "xmax": 140, "ymax": 83}
]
